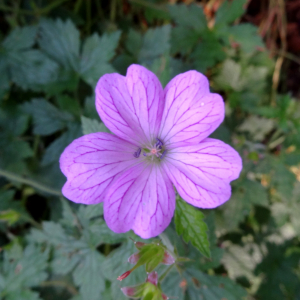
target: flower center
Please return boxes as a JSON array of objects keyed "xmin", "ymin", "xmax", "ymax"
[
  {"xmin": 151, "ymin": 148, "xmax": 158, "ymax": 155},
  {"xmin": 133, "ymin": 138, "xmax": 166, "ymax": 161}
]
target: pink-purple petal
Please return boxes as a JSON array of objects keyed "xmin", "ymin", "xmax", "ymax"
[
  {"xmin": 95, "ymin": 64, "xmax": 164, "ymax": 145},
  {"xmin": 159, "ymin": 71, "xmax": 224, "ymax": 148},
  {"xmin": 162, "ymin": 251, "xmax": 175, "ymax": 265},
  {"xmin": 128, "ymin": 252, "xmax": 140, "ymax": 264},
  {"xmin": 146, "ymin": 271, "xmax": 158, "ymax": 286},
  {"xmin": 59, "ymin": 132, "xmax": 138, "ymax": 204},
  {"xmin": 163, "ymin": 138, "xmax": 242, "ymax": 208},
  {"xmin": 104, "ymin": 163, "xmax": 175, "ymax": 239}
]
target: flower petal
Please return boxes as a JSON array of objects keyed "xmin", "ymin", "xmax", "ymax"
[
  {"xmin": 95, "ymin": 64, "xmax": 164, "ymax": 145},
  {"xmin": 159, "ymin": 71, "xmax": 224, "ymax": 148},
  {"xmin": 104, "ymin": 163, "xmax": 175, "ymax": 239},
  {"xmin": 164, "ymin": 138, "xmax": 242, "ymax": 208},
  {"xmin": 147, "ymin": 271, "xmax": 158, "ymax": 286},
  {"xmin": 60, "ymin": 132, "xmax": 139, "ymax": 204}
]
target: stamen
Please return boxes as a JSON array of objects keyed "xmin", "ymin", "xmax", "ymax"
[
  {"xmin": 160, "ymin": 151, "xmax": 166, "ymax": 160},
  {"xmin": 155, "ymin": 138, "xmax": 163, "ymax": 149},
  {"xmin": 133, "ymin": 148, "xmax": 141, "ymax": 158}
]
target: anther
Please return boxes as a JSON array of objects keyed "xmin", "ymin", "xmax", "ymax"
[
  {"xmin": 160, "ymin": 151, "xmax": 166, "ymax": 160},
  {"xmin": 155, "ymin": 138, "xmax": 163, "ymax": 149},
  {"xmin": 133, "ymin": 148, "xmax": 141, "ymax": 158}
]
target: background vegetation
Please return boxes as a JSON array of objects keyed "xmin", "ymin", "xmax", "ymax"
[{"xmin": 0, "ymin": 0, "xmax": 300, "ymax": 299}]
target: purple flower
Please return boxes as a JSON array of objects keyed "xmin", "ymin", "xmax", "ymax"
[{"xmin": 60, "ymin": 65, "xmax": 242, "ymax": 239}]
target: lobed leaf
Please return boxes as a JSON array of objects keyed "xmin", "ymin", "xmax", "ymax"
[
  {"xmin": 215, "ymin": 0, "xmax": 248, "ymax": 27},
  {"xmin": 81, "ymin": 116, "xmax": 110, "ymax": 135},
  {"xmin": 38, "ymin": 19, "xmax": 80, "ymax": 70},
  {"xmin": 175, "ymin": 197, "xmax": 210, "ymax": 258},
  {"xmin": 139, "ymin": 25, "xmax": 171, "ymax": 62},
  {"xmin": 22, "ymin": 98, "xmax": 73, "ymax": 136}
]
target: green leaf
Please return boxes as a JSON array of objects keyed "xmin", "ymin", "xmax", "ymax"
[
  {"xmin": 175, "ymin": 197, "xmax": 210, "ymax": 258},
  {"xmin": 102, "ymin": 241, "xmax": 139, "ymax": 281},
  {"xmin": 0, "ymin": 139, "xmax": 33, "ymax": 171},
  {"xmin": 136, "ymin": 244, "xmax": 165, "ymax": 273},
  {"xmin": 272, "ymin": 182, "xmax": 300, "ymax": 235},
  {"xmin": 255, "ymin": 242, "xmax": 300, "ymax": 300},
  {"xmin": 80, "ymin": 31, "xmax": 120, "ymax": 86},
  {"xmin": 0, "ymin": 57, "xmax": 10, "ymax": 98},
  {"xmin": 161, "ymin": 270, "xmax": 185, "ymax": 300},
  {"xmin": 169, "ymin": 4, "xmax": 207, "ymax": 30},
  {"xmin": 237, "ymin": 115, "xmax": 275, "ymax": 141},
  {"xmin": 102, "ymin": 241, "xmax": 146, "ymax": 300},
  {"xmin": 0, "ymin": 210, "xmax": 21, "ymax": 226},
  {"xmin": 55, "ymin": 94, "xmax": 81, "ymax": 117},
  {"xmin": 77, "ymin": 203, "xmax": 104, "ymax": 221},
  {"xmin": 186, "ymin": 269, "xmax": 247, "ymax": 300},
  {"xmin": 215, "ymin": 0, "xmax": 248, "ymax": 26},
  {"xmin": 41, "ymin": 122, "xmax": 82, "ymax": 166},
  {"xmin": 83, "ymin": 96, "xmax": 99, "ymax": 119},
  {"xmin": 73, "ymin": 249, "xmax": 105, "ymax": 300},
  {"xmin": 148, "ymin": 55, "xmax": 171, "ymax": 87},
  {"xmin": 221, "ymin": 179, "xmax": 269, "ymax": 230},
  {"xmin": 43, "ymin": 69, "xmax": 79, "ymax": 95},
  {"xmin": 139, "ymin": 25, "xmax": 171, "ymax": 62},
  {"xmin": 38, "ymin": 18, "xmax": 80, "ymax": 70},
  {"xmin": 52, "ymin": 246, "xmax": 82, "ymax": 275},
  {"xmin": 1, "ymin": 25, "xmax": 60, "ymax": 91},
  {"xmin": 171, "ymin": 26, "xmax": 200, "ymax": 55},
  {"xmin": 271, "ymin": 160, "xmax": 296, "ymax": 199},
  {"xmin": 141, "ymin": 1, "xmax": 170, "ymax": 23},
  {"xmin": 0, "ymin": 108, "xmax": 29, "ymax": 137},
  {"xmin": 222, "ymin": 243, "xmax": 259, "ymax": 283},
  {"xmin": 1, "ymin": 244, "xmax": 48, "ymax": 294},
  {"xmin": 60, "ymin": 198, "xmax": 77, "ymax": 227},
  {"xmin": 2, "ymin": 26, "xmax": 37, "ymax": 51},
  {"xmin": 5, "ymin": 289, "xmax": 43, "ymax": 300},
  {"xmin": 0, "ymin": 109, "xmax": 33, "ymax": 171},
  {"xmin": 28, "ymin": 221, "xmax": 73, "ymax": 246},
  {"xmin": 8, "ymin": 50, "xmax": 59, "ymax": 90},
  {"xmin": 228, "ymin": 24, "xmax": 264, "ymax": 53},
  {"xmin": 191, "ymin": 31, "xmax": 225, "ymax": 71},
  {"xmin": 87, "ymin": 219, "xmax": 127, "ymax": 245},
  {"xmin": 0, "ymin": 190, "xmax": 15, "ymax": 210},
  {"xmin": 214, "ymin": 59, "xmax": 242, "ymax": 91},
  {"xmin": 197, "ymin": 212, "xmax": 224, "ymax": 271},
  {"xmin": 125, "ymin": 29, "xmax": 143, "ymax": 58},
  {"xmin": 22, "ymin": 98, "xmax": 73, "ymax": 136},
  {"xmin": 81, "ymin": 116, "xmax": 110, "ymax": 135}
]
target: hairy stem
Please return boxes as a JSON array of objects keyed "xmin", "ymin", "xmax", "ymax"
[
  {"xmin": 0, "ymin": 169, "xmax": 62, "ymax": 197},
  {"xmin": 159, "ymin": 264, "xmax": 174, "ymax": 282}
]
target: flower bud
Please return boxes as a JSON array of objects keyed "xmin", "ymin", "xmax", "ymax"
[
  {"xmin": 121, "ymin": 283, "xmax": 147, "ymax": 298},
  {"xmin": 162, "ymin": 251, "xmax": 175, "ymax": 265},
  {"xmin": 135, "ymin": 241, "xmax": 146, "ymax": 249},
  {"xmin": 146, "ymin": 271, "xmax": 158, "ymax": 286},
  {"xmin": 128, "ymin": 252, "xmax": 140, "ymax": 264},
  {"xmin": 121, "ymin": 287, "xmax": 136, "ymax": 297},
  {"xmin": 117, "ymin": 270, "xmax": 131, "ymax": 281}
]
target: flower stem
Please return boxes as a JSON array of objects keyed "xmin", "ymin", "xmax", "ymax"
[
  {"xmin": 110, "ymin": 0, "xmax": 117, "ymax": 22},
  {"xmin": 0, "ymin": 4, "xmax": 33, "ymax": 15},
  {"xmin": 159, "ymin": 264, "xmax": 174, "ymax": 282},
  {"xmin": 0, "ymin": 169, "xmax": 62, "ymax": 197}
]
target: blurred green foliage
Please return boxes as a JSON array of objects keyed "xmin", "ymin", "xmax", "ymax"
[{"xmin": 0, "ymin": 0, "xmax": 300, "ymax": 299}]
